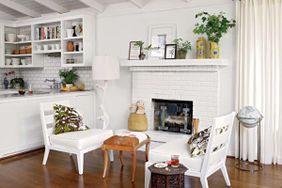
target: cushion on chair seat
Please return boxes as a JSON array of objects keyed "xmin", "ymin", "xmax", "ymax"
[
  {"xmin": 149, "ymin": 137, "xmax": 203, "ymax": 172},
  {"xmin": 50, "ymin": 129, "xmax": 113, "ymax": 149}
]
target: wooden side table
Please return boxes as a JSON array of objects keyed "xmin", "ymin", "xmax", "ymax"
[
  {"xmin": 148, "ymin": 164, "xmax": 188, "ymax": 188},
  {"xmin": 101, "ymin": 135, "xmax": 150, "ymax": 182}
]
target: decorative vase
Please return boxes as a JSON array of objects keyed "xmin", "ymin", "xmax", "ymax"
[
  {"xmin": 65, "ymin": 84, "xmax": 73, "ymax": 88},
  {"xmin": 176, "ymin": 50, "xmax": 187, "ymax": 59},
  {"xmin": 139, "ymin": 52, "xmax": 146, "ymax": 60},
  {"xmin": 209, "ymin": 41, "xmax": 220, "ymax": 58},
  {"xmin": 196, "ymin": 37, "xmax": 207, "ymax": 59},
  {"xmin": 128, "ymin": 113, "xmax": 148, "ymax": 131},
  {"xmin": 3, "ymin": 78, "xmax": 9, "ymax": 89},
  {"xmin": 67, "ymin": 41, "xmax": 74, "ymax": 52}
]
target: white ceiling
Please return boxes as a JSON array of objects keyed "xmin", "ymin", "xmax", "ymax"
[{"xmin": 0, "ymin": 0, "xmax": 133, "ymax": 20}]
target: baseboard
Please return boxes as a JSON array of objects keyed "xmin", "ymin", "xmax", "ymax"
[
  {"xmin": 278, "ymin": 157, "xmax": 282, "ymax": 165},
  {"xmin": 0, "ymin": 143, "xmax": 44, "ymax": 160}
]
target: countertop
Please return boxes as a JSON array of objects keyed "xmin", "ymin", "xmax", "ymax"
[{"xmin": 0, "ymin": 89, "xmax": 95, "ymax": 103}]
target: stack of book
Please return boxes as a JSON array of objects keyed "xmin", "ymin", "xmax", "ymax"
[{"xmin": 34, "ymin": 25, "xmax": 61, "ymax": 40}]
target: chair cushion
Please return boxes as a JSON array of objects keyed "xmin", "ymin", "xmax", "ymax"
[
  {"xmin": 149, "ymin": 137, "xmax": 203, "ymax": 171},
  {"xmin": 50, "ymin": 129, "xmax": 113, "ymax": 149},
  {"xmin": 187, "ymin": 127, "xmax": 211, "ymax": 158},
  {"xmin": 53, "ymin": 104, "xmax": 88, "ymax": 135}
]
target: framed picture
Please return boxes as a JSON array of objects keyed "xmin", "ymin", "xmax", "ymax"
[
  {"xmin": 148, "ymin": 24, "xmax": 177, "ymax": 59},
  {"xmin": 164, "ymin": 44, "xmax": 177, "ymax": 59},
  {"xmin": 128, "ymin": 41, "xmax": 141, "ymax": 60}
]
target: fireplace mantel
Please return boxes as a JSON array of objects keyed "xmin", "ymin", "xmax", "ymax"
[{"xmin": 120, "ymin": 59, "xmax": 228, "ymax": 72}]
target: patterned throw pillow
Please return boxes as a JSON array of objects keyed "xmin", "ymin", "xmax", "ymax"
[
  {"xmin": 53, "ymin": 104, "xmax": 88, "ymax": 135},
  {"xmin": 187, "ymin": 127, "xmax": 211, "ymax": 158}
]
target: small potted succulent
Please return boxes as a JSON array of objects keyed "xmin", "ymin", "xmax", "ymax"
[
  {"xmin": 193, "ymin": 12, "xmax": 236, "ymax": 58},
  {"xmin": 59, "ymin": 69, "xmax": 79, "ymax": 89},
  {"xmin": 173, "ymin": 38, "xmax": 192, "ymax": 59}
]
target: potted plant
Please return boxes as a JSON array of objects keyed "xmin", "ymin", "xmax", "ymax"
[
  {"xmin": 59, "ymin": 69, "xmax": 79, "ymax": 88},
  {"xmin": 173, "ymin": 38, "xmax": 192, "ymax": 59},
  {"xmin": 134, "ymin": 41, "xmax": 159, "ymax": 60},
  {"xmin": 193, "ymin": 12, "xmax": 236, "ymax": 58},
  {"xmin": 10, "ymin": 77, "xmax": 24, "ymax": 89},
  {"xmin": 134, "ymin": 41, "xmax": 146, "ymax": 60}
]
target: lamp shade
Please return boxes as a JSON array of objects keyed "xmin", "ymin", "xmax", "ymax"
[{"xmin": 92, "ymin": 56, "xmax": 120, "ymax": 80}]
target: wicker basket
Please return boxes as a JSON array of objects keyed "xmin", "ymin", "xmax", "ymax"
[{"xmin": 128, "ymin": 113, "xmax": 148, "ymax": 131}]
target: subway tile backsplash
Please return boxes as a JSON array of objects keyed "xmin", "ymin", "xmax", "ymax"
[{"xmin": 2, "ymin": 56, "xmax": 94, "ymax": 90}]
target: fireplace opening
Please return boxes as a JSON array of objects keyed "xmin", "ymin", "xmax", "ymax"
[{"xmin": 153, "ymin": 99, "xmax": 193, "ymax": 134}]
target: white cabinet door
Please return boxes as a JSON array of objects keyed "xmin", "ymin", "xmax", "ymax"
[{"xmin": 0, "ymin": 92, "xmax": 95, "ymax": 158}]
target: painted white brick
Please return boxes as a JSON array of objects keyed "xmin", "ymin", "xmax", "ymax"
[{"xmin": 131, "ymin": 70, "xmax": 220, "ymax": 130}]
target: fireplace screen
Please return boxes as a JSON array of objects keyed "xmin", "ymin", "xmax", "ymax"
[{"xmin": 153, "ymin": 99, "xmax": 193, "ymax": 134}]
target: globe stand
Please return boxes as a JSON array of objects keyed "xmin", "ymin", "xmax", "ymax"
[{"xmin": 235, "ymin": 121, "xmax": 263, "ymax": 173}]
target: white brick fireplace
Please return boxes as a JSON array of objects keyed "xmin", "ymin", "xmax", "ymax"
[{"xmin": 121, "ymin": 59, "xmax": 229, "ymax": 133}]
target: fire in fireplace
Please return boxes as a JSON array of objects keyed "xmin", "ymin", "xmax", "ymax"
[{"xmin": 153, "ymin": 99, "xmax": 193, "ymax": 134}]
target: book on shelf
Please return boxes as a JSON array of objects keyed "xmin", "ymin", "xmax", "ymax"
[{"xmin": 34, "ymin": 25, "xmax": 61, "ymax": 40}]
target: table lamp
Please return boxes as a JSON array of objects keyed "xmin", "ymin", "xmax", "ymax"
[{"xmin": 92, "ymin": 56, "xmax": 120, "ymax": 129}]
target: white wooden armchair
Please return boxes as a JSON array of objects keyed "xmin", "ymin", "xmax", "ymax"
[
  {"xmin": 40, "ymin": 100, "xmax": 113, "ymax": 175},
  {"xmin": 145, "ymin": 112, "xmax": 236, "ymax": 188}
]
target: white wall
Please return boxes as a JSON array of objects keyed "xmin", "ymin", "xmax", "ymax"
[{"xmin": 96, "ymin": 0, "xmax": 236, "ymax": 154}]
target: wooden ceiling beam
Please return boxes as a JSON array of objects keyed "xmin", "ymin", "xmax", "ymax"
[
  {"xmin": 79, "ymin": 0, "xmax": 105, "ymax": 13},
  {"xmin": 34, "ymin": 0, "xmax": 68, "ymax": 14},
  {"xmin": 0, "ymin": 0, "xmax": 41, "ymax": 17},
  {"xmin": 129, "ymin": 0, "xmax": 150, "ymax": 8}
]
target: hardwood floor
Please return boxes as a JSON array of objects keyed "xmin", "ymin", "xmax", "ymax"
[{"xmin": 0, "ymin": 149, "xmax": 282, "ymax": 188}]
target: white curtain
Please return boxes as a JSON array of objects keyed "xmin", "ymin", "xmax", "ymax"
[{"xmin": 235, "ymin": 0, "xmax": 282, "ymax": 164}]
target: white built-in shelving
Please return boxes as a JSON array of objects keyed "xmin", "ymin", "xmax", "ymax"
[
  {"xmin": 33, "ymin": 39, "xmax": 61, "ymax": 43},
  {"xmin": 5, "ymin": 54, "xmax": 32, "ymax": 57},
  {"xmin": 0, "ymin": 15, "xmax": 95, "ymax": 68}
]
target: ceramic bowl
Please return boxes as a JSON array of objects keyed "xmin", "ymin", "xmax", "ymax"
[
  {"xmin": 17, "ymin": 35, "xmax": 26, "ymax": 42},
  {"xmin": 6, "ymin": 33, "xmax": 16, "ymax": 42},
  {"xmin": 12, "ymin": 58, "xmax": 20, "ymax": 65}
]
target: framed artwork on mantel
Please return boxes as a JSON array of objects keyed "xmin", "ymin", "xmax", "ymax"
[
  {"xmin": 128, "ymin": 41, "xmax": 141, "ymax": 60},
  {"xmin": 164, "ymin": 44, "xmax": 177, "ymax": 59},
  {"xmin": 148, "ymin": 24, "xmax": 177, "ymax": 59}
]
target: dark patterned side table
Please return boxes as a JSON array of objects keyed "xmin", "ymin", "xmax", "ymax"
[{"xmin": 148, "ymin": 163, "xmax": 188, "ymax": 188}]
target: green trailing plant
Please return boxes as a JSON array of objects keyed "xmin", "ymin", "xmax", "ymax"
[
  {"xmin": 193, "ymin": 12, "xmax": 236, "ymax": 43},
  {"xmin": 10, "ymin": 78, "xmax": 24, "ymax": 88},
  {"xmin": 134, "ymin": 41, "xmax": 144, "ymax": 48},
  {"xmin": 173, "ymin": 38, "xmax": 192, "ymax": 53},
  {"xmin": 59, "ymin": 69, "xmax": 79, "ymax": 85}
]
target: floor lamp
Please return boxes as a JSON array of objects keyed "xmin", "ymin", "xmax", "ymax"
[{"xmin": 92, "ymin": 56, "xmax": 120, "ymax": 129}]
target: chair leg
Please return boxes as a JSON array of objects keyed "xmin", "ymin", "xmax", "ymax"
[
  {"xmin": 119, "ymin": 151, "xmax": 124, "ymax": 167},
  {"xmin": 200, "ymin": 177, "xmax": 209, "ymax": 188},
  {"xmin": 145, "ymin": 142, "xmax": 150, "ymax": 162},
  {"xmin": 144, "ymin": 162, "xmax": 151, "ymax": 188},
  {"xmin": 131, "ymin": 151, "xmax": 137, "ymax": 182},
  {"xmin": 103, "ymin": 149, "xmax": 109, "ymax": 178},
  {"xmin": 42, "ymin": 148, "xmax": 50, "ymax": 165},
  {"xmin": 109, "ymin": 150, "xmax": 114, "ymax": 162},
  {"xmin": 221, "ymin": 165, "xmax": 231, "ymax": 186},
  {"xmin": 77, "ymin": 153, "xmax": 84, "ymax": 175}
]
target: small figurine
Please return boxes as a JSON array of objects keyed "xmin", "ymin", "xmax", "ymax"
[
  {"xmin": 129, "ymin": 100, "xmax": 146, "ymax": 115},
  {"xmin": 136, "ymin": 100, "xmax": 145, "ymax": 115}
]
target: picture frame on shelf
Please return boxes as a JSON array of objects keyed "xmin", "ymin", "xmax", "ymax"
[
  {"xmin": 164, "ymin": 44, "xmax": 177, "ymax": 59},
  {"xmin": 148, "ymin": 24, "xmax": 177, "ymax": 59},
  {"xmin": 128, "ymin": 41, "xmax": 141, "ymax": 60}
]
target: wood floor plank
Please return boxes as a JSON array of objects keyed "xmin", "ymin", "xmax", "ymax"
[{"xmin": 0, "ymin": 149, "xmax": 281, "ymax": 188}]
